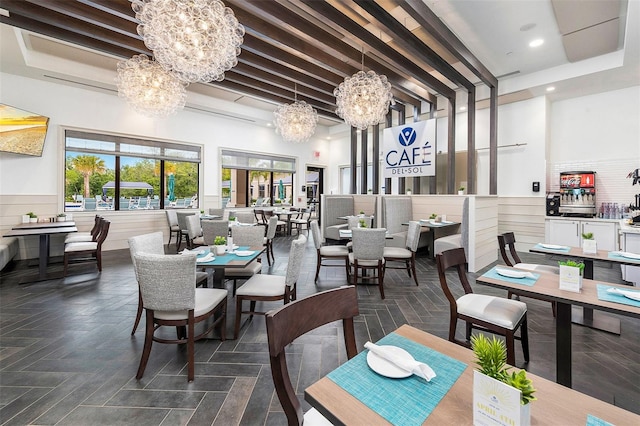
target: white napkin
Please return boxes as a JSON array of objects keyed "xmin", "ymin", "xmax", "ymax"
[
  {"xmin": 364, "ymin": 342, "xmax": 436, "ymax": 381},
  {"xmin": 607, "ymin": 287, "xmax": 640, "ymax": 301},
  {"xmin": 495, "ymin": 267, "xmax": 536, "ymax": 279},
  {"xmin": 196, "ymin": 253, "xmax": 215, "ymax": 263}
]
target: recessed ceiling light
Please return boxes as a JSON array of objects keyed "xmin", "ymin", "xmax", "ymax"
[
  {"xmin": 460, "ymin": 106, "xmax": 467, "ymax": 111},
  {"xmin": 546, "ymin": 86, "xmax": 555, "ymax": 92},
  {"xmin": 529, "ymin": 39, "xmax": 544, "ymax": 48}
]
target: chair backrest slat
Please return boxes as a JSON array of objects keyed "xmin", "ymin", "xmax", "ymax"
[{"xmin": 498, "ymin": 232, "xmax": 521, "ymax": 266}]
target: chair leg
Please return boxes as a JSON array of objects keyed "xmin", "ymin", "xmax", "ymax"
[
  {"xmin": 131, "ymin": 290, "xmax": 143, "ymax": 335},
  {"xmin": 63, "ymin": 253, "xmax": 69, "ymax": 277},
  {"xmin": 249, "ymin": 301, "xmax": 256, "ymax": 320},
  {"xmin": 187, "ymin": 311, "xmax": 195, "ymax": 382},
  {"xmin": 267, "ymin": 241, "xmax": 272, "ymax": 266},
  {"xmin": 505, "ymin": 331, "xmax": 516, "ymax": 366},
  {"xmin": 97, "ymin": 250, "xmax": 102, "ymax": 271},
  {"xmin": 315, "ymin": 252, "xmax": 321, "ymax": 282},
  {"xmin": 410, "ymin": 258, "xmax": 419, "ymax": 286},
  {"xmin": 352, "ymin": 262, "xmax": 358, "ymax": 287},
  {"xmin": 378, "ymin": 262, "xmax": 385, "ymax": 300},
  {"xmin": 136, "ymin": 310, "xmax": 155, "ymax": 380},
  {"xmin": 551, "ymin": 301, "xmax": 557, "ymax": 317},
  {"xmin": 521, "ymin": 316, "xmax": 530, "ymax": 363},
  {"xmin": 345, "ymin": 258, "xmax": 351, "ymax": 282},
  {"xmin": 219, "ymin": 302, "xmax": 227, "ymax": 341},
  {"xmin": 234, "ymin": 297, "xmax": 243, "ymax": 339}
]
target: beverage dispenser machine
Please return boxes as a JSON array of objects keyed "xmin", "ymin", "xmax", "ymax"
[{"xmin": 559, "ymin": 171, "xmax": 597, "ymax": 217}]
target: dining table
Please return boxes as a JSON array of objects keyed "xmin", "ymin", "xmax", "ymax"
[
  {"xmin": 476, "ymin": 265, "xmax": 640, "ymax": 388},
  {"xmin": 403, "ymin": 219, "xmax": 460, "ymax": 258},
  {"xmin": 529, "ymin": 243, "xmax": 640, "ymax": 334},
  {"xmin": 305, "ymin": 324, "xmax": 638, "ymax": 425},
  {"xmin": 272, "ymin": 209, "xmax": 300, "ymax": 235},
  {"xmin": 3, "ymin": 221, "xmax": 77, "ymax": 284},
  {"xmin": 189, "ymin": 245, "xmax": 265, "ymax": 287}
]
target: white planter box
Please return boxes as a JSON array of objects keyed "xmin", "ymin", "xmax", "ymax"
[
  {"xmin": 214, "ymin": 245, "xmax": 226, "ymax": 255},
  {"xmin": 22, "ymin": 215, "xmax": 30, "ymax": 224},
  {"xmin": 473, "ymin": 370, "xmax": 531, "ymax": 426},
  {"xmin": 582, "ymin": 239, "xmax": 597, "ymax": 254},
  {"xmin": 559, "ymin": 265, "xmax": 583, "ymax": 292}
]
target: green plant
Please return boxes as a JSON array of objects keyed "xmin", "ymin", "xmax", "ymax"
[
  {"xmin": 214, "ymin": 236, "xmax": 226, "ymax": 245},
  {"xmin": 27, "ymin": 212, "xmax": 37, "ymax": 218},
  {"xmin": 471, "ymin": 334, "xmax": 536, "ymax": 405},
  {"xmin": 429, "ymin": 213, "xmax": 437, "ymax": 219},
  {"xmin": 200, "ymin": 210, "xmax": 204, "ymax": 214},
  {"xmin": 228, "ymin": 216, "xmax": 236, "ymax": 221},
  {"xmin": 358, "ymin": 219, "xmax": 367, "ymax": 228},
  {"xmin": 458, "ymin": 186, "xmax": 465, "ymax": 191},
  {"xmin": 359, "ymin": 210, "xmax": 365, "ymax": 215},
  {"xmin": 57, "ymin": 213, "xmax": 66, "ymax": 217},
  {"xmin": 581, "ymin": 232, "xmax": 594, "ymax": 240},
  {"xmin": 558, "ymin": 259, "xmax": 585, "ymax": 275}
]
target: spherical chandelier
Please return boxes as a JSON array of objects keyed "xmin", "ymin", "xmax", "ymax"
[
  {"xmin": 116, "ymin": 54, "xmax": 187, "ymax": 118},
  {"xmin": 274, "ymin": 93, "xmax": 318, "ymax": 144},
  {"xmin": 334, "ymin": 69, "xmax": 393, "ymax": 130},
  {"xmin": 132, "ymin": 0, "xmax": 245, "ymax": 83}
]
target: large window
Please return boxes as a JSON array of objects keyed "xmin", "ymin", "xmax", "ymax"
[{"xmin": 64, "ymin": 130, "xmax": 201, "ymax": 211}]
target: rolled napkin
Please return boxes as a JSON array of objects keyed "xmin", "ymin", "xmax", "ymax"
[
  {"xmin": 364, "ymin": 341, "xmax": 436, "ymax": 381},
  {"xmin": 196, "ymin": 253, "xmax": 215, "ymax": 263},
  {"xmin": 607, "ymin": 287, "xmax": 640, "ymax": 301},
  {"xmin": 495, "ymin": 267, "xmax": 536, "ymax": 279}
]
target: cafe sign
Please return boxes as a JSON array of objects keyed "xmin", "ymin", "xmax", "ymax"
[{"xmin": 383, "ymin": 119, "xmax": 436, "ymax": 178}]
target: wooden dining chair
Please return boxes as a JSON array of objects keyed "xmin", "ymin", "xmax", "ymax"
[
  {"xmin": 349, "ymin": 228, "xmax": 387, "ymax": 299},
  {"xmin": 498, "ymin": 232, "xmax": 559, "ymax": 316},
  {"xmin": 63, "ymin": 219, "xmax": 110, "ymax": 276},
  {"xmin": 436, "ymin": 247, "xmax": 529, "ymax": 366},
  {"xmin": 266, "ymin": 286, "xmax": 359, "ymax": 426},
  {"xmin": 133, "ymin": 252, "xmax": 227, "ymax": 382},
  {"xmin": 165, "ymin": 210, "xmax": 181, "ymax": 247},
  {"xmin": 383, "ymin": 220, "xmax": 421, "ymax": 286},
  {"xmin": 64, "ymin": 215, "xmax": 102, "ymax": 243},
  {"xmin": 225, "ymin": 225, "xmax": 264, "ymax": 295},
  {"xmin": 264, "ymin": 216, "xmax": 278, "ymax": 266},
  {"xmin": 201, "ymin": 220, "xmax": 229, "ymax": 246},
  {"xmin": 185, "ymin": 214, "xmax": 205, "ymax": 248},
  {"xmin": 128, "ymin": 232, "xmax": 209, "ymax": 335},
  {"xmin": 234, "ymin": 235, "xmax": 307, "ymax": 339}
]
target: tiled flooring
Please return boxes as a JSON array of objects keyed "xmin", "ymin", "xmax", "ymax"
[{"xmin": 1, "ymin": 235, "xmax": 639, "ymax": 425}]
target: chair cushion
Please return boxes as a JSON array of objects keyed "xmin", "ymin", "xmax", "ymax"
[
  {"xmin": 65, "ymin": 241, "xmax": 98, "ymax": 252},
  {"xmin": 325, "ymin": 224, "xmax": 348, "ymax": 240},
  {"xmin": 303, "ymin": 407, "xmax": 333, "ymax": 425},
  {"xmin": 154, "ymin": 288, "xmax": 227, "ymax": 320},
  {"xmin": 196, "ymin": 271, "xmax": 209, "ymax": 285},
  {"xmin": 515, "ymin": 263, "xmax": 560, "ymax": 274},
  {"xmin": 171, "ymin": 225, "xmax": 180, "ymax": 231},
  {"xmin": 383, "ymin": 247, "xmax": 411, "ymax": 259},
  {"xmin": 235, "ymin": 274, "xmax": 286, "ymax": 297},
  {"xmin": 348, "ymin": 253, "xmax": 385, "ymax": 267},
  {"xmin": 456, "ymin": 294, "xmax": 527, "ymax": 330},
  {"xmin": 192, "ymin": 236, "xmax": 205, "ymax": 245},
  {"xmin": 65, "ymin": 232, "xmax": 92, "ymax": 243},
  {"xmin": 224, "ymin": 261, "xmax": 262, "ymax": 277},
  {"xmin": 319, "ymin": 245, "xmax": 349, "ymax": 257},
  {"xmin": 434, "ymin": 234, "xmax": 462, "ymax": 256}
]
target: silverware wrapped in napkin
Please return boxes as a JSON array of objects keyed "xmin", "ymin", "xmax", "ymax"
[{"xmin": 364, "ymin": 341, "xmax": 436, "ymax": 381}]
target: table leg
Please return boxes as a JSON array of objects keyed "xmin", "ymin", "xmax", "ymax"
[
  {"xmin": 212, "ymin": 269, "xmax": 225, "ymax": 288},
  {"xmin": 556, "ymin": 301, "xmax": 572, "ymax": 388},
  {"xmin": 39, "ymin": 234, "xmax": 50, "ymax": 278},
  {"xmin": 570, "ymin": 259, "xmax": 621, "ymax": 335}
]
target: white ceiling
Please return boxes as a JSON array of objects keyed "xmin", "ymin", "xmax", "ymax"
[{"xmin": 1, "ymin": 0, "xmax": 638, "ymax": 127}]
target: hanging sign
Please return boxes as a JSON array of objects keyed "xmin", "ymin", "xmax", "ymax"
[{"xmin": 383, "ymin": 119, "xmax": 436, "ymax": 178}]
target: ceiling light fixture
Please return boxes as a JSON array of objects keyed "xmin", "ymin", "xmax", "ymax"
[
  {"xmin": 132, "ymin": 0, "xmax": 244, "ymax": 83},
  {"xmin": 529, "ymin": 38, "xmax": 544, "ymax": 48},
  {"xmin": 116, "ymin": 54, "xmax": 187, "ymax": 118},
  {"xmin": 274, "ymin": 84, "xmax": 318, "ymax": 143},
  {"xmin": 334, "ymin": 51, "xmax": 393, "ymax": 130}
]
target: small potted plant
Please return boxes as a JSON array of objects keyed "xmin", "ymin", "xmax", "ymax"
[
  {"xmin": 359, "ymin": 210, "xmax": 365, "ymax": 217},
  {"xmin": 228, "ymin": 215, "xmax": 236, "ymax": 222},
  {"xmin": 458, "ymin": 186, "xmax": 465, "ymax": 195},
  {"xmin": 581, "ymin": 232, "xmax": 596, "ymax": 254},
  {"xmin": 56, "ymin": 213, "xmax": 67, "ymax": 222},
  {"xmin": 213, "ymin": 236, "xmax": 227, "ymax": 255},
  {"xmin": 472, "ymin": 334, "xmax": 535, "ymax": 426},
  {"xmin": 28, "ymin": 212, "xmax": 38, "ymax": 223},
  {"xmin": 358, "ymin": 219, "xmax": 367, "ymax": 228},
  {"xmin": 558, "ymin": 260, "xmax": 584, "ymax": 292}
]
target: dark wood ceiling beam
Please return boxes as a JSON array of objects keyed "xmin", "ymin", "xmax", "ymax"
[
  {"xmin": 229, "ymin": 0, "xmax": 431, "ymax": 106},
  {"xmin": 0, "ymin": 0, "xmax": 148, "ymax": 55},
  {"xmin": 353, "ymin": 0, "xmax": 475, "ymax": 91},
  {"xmin": 23, "ymin": 0, "xmax": 139, "ymax": 39},
  {"xmin": 77, "ymin": 0, "xmax": 138, "ymax": 23},
  {"xmin": 400, "ymin": 0, "xmax": 498, "ymax": 88},
  {"xmin": 299, "ymin": 0, "xmax": 455, "ymax": 99},
  {"xmin": 0, "ymin": 12, "xmax": 143, "ymax": 59}
]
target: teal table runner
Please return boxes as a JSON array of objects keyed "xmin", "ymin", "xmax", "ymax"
[
  {"xmin": 481, "ymin": 266, "xmax": 539, "ymax": 286},
  {"xmin": 327, "ymin": 333, "xmax": 467, "ymax": 425},
  {"xmin": 586, "ymin": 414, "xmax": 614, "ymax": 426},
  {"xmin": 195, "ymin": 246, "xmax": 255, "ymax": 266},
  {"xmin": 607, "ymin": 252, "xmax": 640, "ymax": 264},
  {"xmin": 596, "ymin": 284, "xmax": 640, "ymax": 308},
  {"xmin": 533, "ymin": 243, "xmax": 570, "ymax": 253}
]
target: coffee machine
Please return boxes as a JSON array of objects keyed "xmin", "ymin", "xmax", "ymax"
[{"xmin": 559, "ymin": 171, "xmax": 597, "ymax": 217}]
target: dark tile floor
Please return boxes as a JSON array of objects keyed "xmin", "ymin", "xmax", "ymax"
[{"xmin": 1, "ymin": 235, "xmax": 639, "ymax": 425}]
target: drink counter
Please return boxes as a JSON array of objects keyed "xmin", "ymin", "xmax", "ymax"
[{"xmin": 620, "ymin": 221, "xmax": 640, "ymax": 286}]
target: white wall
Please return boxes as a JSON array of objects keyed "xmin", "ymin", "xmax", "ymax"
[{"xmin": 0, "ymin": 72, "xmax": 332, "ymax": 206}]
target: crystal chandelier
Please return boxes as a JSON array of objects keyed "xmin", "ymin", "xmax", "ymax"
[
  {"xmin": 274, "ymin": 88, "xmax": 318, "ymax": 143},
  {"xmin": 116, "ymin": 54, "xmax": 187, "ymax": 118},
  {"xmin": 334, "ymin": 68, "xmax": 393, "ymax": 130},
  {"xmin": 132, "ymin": 0, "xmax": 245, "ymax": 83}
]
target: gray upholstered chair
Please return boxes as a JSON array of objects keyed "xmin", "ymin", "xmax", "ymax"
[
  {"xmin": 202, "ymin": 220, "xmax": 229, "ymax": 246},
  {"xmin": 310, "ymin": 220, "xmax": 350, "ymax": 283},
  {"xmin": 208, "ymin": 208, "xmax": 224, "ymax": 218},
  {"xmin": 498, "ymin": 232, "xmax": 559, "ymax": 316},
  {"xmin": 290, "ymin": 208, "xmax": 311, "ymax": 235},
  {"xmin": 434, "ymin": 197, "xmax": 469, "ymax": 256},
  {"xmin": 185, "ymin": 214, "xmax": 205, "ymax": 248},
  {"xmin": 234, "ymin": 211, "xmax": 256, "ymax": 224},
  {"xmin": 165, "ymin": 210, "xmax": 181, "ymax": 247},
  {"xmin": 381, "ymin": 196, "xmax": 412, "ymax": 248},
  {"xmin": 349, "ymin": 228, "xmax": 387, "ymax": 299},
  {"xmin": 383, "ymin": 220, "xmax": 421, "ymax": 286},
  {"xmin": 263, "ymin": 209, "xmax": 287, "ymax": 235},
  {"xmin": 65, "ymin": 215, "xmax": 102, "ymax": 243},
  {"xmin": 225, "ymin": 225, "xmax": 264, "ymax": 295},
  {"xmin": 436, "ymin": 247, "xmax": 529, "ymax": 366},
  {"xmin": 264, "ymin": 216, "xmax": 278, "ymax": 266},
  {"xmin": 133, "ymin": 252, "xmax": 228, "ymax": 381},
  {"xmin": 176, "ymin": 211, "xmax": 197, "ymax": 251},
  {"xmin": 234, "ymin": 235, "xmax": 307, "ymax": 339},
  {"xmin": 63, "ymin": 219, "xmax": 110, "ymax": 277},
  {"xmin": 321, "ymin": 196, "xmax": 353, "ymax": 241},
  {"xmin": 128, "ymin": 232, "xmax": 209, "ymax": 335}
]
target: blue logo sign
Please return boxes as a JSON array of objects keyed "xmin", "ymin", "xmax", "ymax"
[{"xmin": 398, "ymin": 127, "xmax": 417, "ymax": 146}]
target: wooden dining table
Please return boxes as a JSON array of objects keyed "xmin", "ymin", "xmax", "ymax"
[
  {"xmin": 529, "ymin": 244, "xmax": 640, "ymax": 334},
  {"xmin": 305, "ymin": 324, "xmax": 638, "ymax": 425},
  {"xmin": 476, "ymin": 265, "xmax": 640, "ymax": 388},
  {"xmin": 190, "ymin": 245, "xmax": 265, "ymax": 287},
  {"xmin": 403, "ymin": 220, "xmax": 460, "ymax": 258},
  {"xmin": 3, "ymin": 221, "xmax": 77, "ymax": 284}
]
